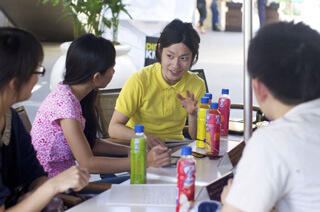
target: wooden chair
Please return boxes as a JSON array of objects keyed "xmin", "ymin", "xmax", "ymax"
[
  {"xmin": 96, "ymin": 88, "xmax": 121, "ymax": 138},
  {"xmin": 190, "ymin": 69, "xmax": 209, "ymax": 93}
]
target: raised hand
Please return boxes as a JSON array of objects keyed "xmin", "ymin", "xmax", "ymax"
[{"xmin": 176, "ymin": 90, "xmax": 198, "ymax": 115}]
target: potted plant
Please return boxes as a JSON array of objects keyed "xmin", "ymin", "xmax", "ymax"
[
  {"xmin": 44, "ymin": 0, "xmax": 136, "ymax": 91},
  {"xmin": 41, "ymin": 0, "xmax": 131, "ymax": 41},
  {"xmin": 103, "ymin": 0, "xmax": 132, "ymax": 43}
]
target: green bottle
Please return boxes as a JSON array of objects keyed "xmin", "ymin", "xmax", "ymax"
[{"xmin": 130, "ymin": 125, "xmax": 147, "ymax": 184}]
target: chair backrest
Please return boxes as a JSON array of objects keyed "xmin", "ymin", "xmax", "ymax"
[
  {"xmin": 190, "ymin": 69, "xmax": 209, "ymax": 93},
  {"xmin": 96, "ymin": 88, "xmax": 121, "ymax": 138},
  {"xmin": 14, "ymin": 106, "xmax": 32, "ymax": 132}
]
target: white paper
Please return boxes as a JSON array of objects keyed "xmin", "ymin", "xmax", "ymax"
[{"xmin": 103, "ymin": 184, "xmax": 202, "ymax": 207}]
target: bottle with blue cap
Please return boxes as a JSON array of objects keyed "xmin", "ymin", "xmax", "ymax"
[
  {"xmin": 204, "ymin": 93, "xmax": 213, "ymax": 104},
  {"xmin": 206, "ymin": 102, "xmax": 221, "ymax": 156},
  {"xmin": 130, "ymin": 125, "xmax": 146, "ymax": 184},
  {"xmin": 196, "ymin": 97, "xmax": 210, "ymax": 148},
  {"xmin": 218, "ymin": 89, "xmax": 231, "ymax": 136},
  {"xmin": 176, "ymin": 146, "xmax": 196, "ymax": 212}
]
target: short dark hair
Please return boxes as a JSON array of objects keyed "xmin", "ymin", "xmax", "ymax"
[
  {"xmin": 248, "ymin": 21, "xmax": 320, "ymax": 105},
  {"xmin": 0, "ymin": 27, "xmax": 43, "ymax": 91},
  {"xmin": 156, "ymin": 19, "xmax": 200, "ymax": 67},
  {"xmin": 64, "ymin": 34, "xmax": 116, "ymax": 148}
]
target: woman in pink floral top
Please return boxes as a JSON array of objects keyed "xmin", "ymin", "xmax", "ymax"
[
  {"xmin": 31, "ymin": 34, "xmax": 170, "ymax": 178},
  {"xmin": 31, "ymin": 82, "xmax": 85, "ymax": 177}
]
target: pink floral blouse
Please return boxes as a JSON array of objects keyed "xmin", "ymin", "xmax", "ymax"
[{"xmin": 31, "ymin": 83, "xmax": 85, "ymax": 177}]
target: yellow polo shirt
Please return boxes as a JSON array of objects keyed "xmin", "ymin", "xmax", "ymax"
[{"xmin": 115, "ymin": 63, "xmax": 206, "ymax": 141}]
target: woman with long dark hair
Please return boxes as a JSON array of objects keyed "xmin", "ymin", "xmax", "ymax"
[
  {"xmin": 0, "ymin": 27, "xmax": 89, "ymax": 211},
  {"xmin": 31, "ymin": 34, "xmax": 170, "ymax": 179}
]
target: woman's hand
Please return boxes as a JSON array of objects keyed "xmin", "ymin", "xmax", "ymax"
[
  {"xmin": 177, "ymin": 90, "xmax": 198, "ymax": 115},
  {"xmin": 48, "ymin": 166, "xmax": 90, "ymax": 193},
  {"xmin": 145, "ymin": 133, "xmax": 166, "ymax": 150},
  {"xmin": 147, "ymin": 145, "xmax": 171, "ymax": 167}
]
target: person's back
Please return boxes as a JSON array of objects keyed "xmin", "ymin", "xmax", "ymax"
[
  {"xmin": 221, "ymin": 22, "xmax": 320, "ymax": 212},
  {"xmin": 242, "ymin": 98, "xmax": 320, "ymax": 211}
]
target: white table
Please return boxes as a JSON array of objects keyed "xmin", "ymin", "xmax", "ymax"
[{"xmin": 67, "ymin": 135, "xmax": 242, "ymax": 212}]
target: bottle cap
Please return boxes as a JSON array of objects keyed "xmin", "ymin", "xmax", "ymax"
[
  {"xmin": 201, "ymin": 97, "xmax": 209, "ymax": 104},
  {"xmin": 210, "ymin": 102, "xmax": 218, "ymax": 109},
  {"xmin": 134, "ymin": 125, "xmax": 144, "ymax": 133},
  {"xmin": 181, "ymin": 146, "xmax": 192, "ymax": 156},
  {"xmin": 204, "ymin": 93, "xmax": 212, "ymax": 100},
  {"xmin": 222, "ymin": 89, "xmax": 229, "ymax": 95}
]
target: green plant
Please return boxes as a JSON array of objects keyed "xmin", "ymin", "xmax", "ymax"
[
  {"xmin": 103, "ymin": 0, "xmax": 132, "ymax": 42},
  {"xmin": 41, "ymin": 0, "xmax": 131, "ymax": 39}
]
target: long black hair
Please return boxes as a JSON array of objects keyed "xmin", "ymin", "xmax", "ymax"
[
  {"xmin": 63, "ymin": 34, "xmax": 115, "ymax": 148},
  {"xmin": 0, "ymin": 27, "xmax": 43, "ymax": 91}
]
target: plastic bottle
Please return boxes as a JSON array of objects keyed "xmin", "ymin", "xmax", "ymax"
[
  {"xmin": 204, "ymin": 93, "xmax": 213, "ymax": 104},
  {"xmin": 196, "ymin": 97, "xmax": 210, "ymax": 148},
  {"xmin": 218, "ymin": 89, "xmax": 231, "ymax": 136},
  {"xmin": 176, "ymin": 146, "xmax": 196, "ymax": 212},
  {"xmin": 130, "ymin": 125, "xmax": 147, "ymax": 184},
  {"xmin": 206, "ymin": 102, "xmax": 221, "ymax": 156}
]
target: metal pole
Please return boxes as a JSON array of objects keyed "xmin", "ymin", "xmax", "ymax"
[{"xmin": 243, "ymin": 0, "xmax": 253, "ymax": 142}]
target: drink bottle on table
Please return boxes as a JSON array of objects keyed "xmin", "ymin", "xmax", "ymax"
[
  {"xmin": 196, "ymin": 97, "xmax": 210, "ymax": 148},
  {"xmin": 176, "ymin": 146, "xmax": 196, "ymax": 212},
  {"xmin": 206, "ymin": 102, "xmax": 221, "ymax": 156},
  {"xmin": 130, "ymin": 125, "xmax": 146, "ymax": 184},
  {"xmin": 218, "ymin": 89, "xmax": 231, "ymax": 136}
]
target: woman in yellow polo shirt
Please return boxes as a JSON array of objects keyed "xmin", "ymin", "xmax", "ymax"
[{"xmin": 109, "ymin": 19, "xmax": 206, "ymax": 149}]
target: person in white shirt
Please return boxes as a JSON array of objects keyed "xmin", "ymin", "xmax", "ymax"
[{"xmin": 221, "ymin": 21, "xmax": 320, "ymax": 212}]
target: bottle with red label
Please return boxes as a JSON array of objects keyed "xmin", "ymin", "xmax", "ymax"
[
  {"xmin": 176, "ymin": 146, "xmax": 196, "ymax": 212},
  {"xmin": 218, "ymin": 89, "xmax": 231, "ymax": 136},
  {"xmin": 206, "ymin": 102, "xmax": 221, "ymax": 156}
]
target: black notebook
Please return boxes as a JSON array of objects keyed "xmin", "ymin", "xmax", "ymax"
[{"xmin": 206, "ymin": 171, "xmax": 234, "ymax": 202}]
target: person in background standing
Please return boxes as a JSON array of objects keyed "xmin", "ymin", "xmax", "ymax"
[
  {"xmin": 211, "ymin": 0, "xmax": 220, "ymax": 31},
  {"xmin": 258, "ymin": 0, "xmax": 267, "ymax": 27},
  {"xmin": 197, "ymin": 0, "xmax": 207, "ymax": 34}
]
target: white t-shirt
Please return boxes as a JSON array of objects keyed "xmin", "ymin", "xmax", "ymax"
[{"xmin": 226, "ymin": 98, "xmax": 320, "ymax": 212}]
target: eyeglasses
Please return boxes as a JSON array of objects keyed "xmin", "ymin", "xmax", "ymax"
[{"xmin": 34, "ymin": 65, "xmax": 46, "ymax": 77}]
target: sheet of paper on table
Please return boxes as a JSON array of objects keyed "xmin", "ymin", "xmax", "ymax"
[{"xmin": 102, "ymin": 184, "xmax": 202, "ymax": 207}]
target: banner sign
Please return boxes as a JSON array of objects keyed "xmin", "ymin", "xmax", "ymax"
[{"xmin": 144, "ymin": 36, "xmax": 159, "ymax": 66}]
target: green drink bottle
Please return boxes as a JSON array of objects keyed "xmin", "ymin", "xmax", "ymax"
[{"xmin": 130, "ymin": 125, "xmax": 147, "ymax": 184}]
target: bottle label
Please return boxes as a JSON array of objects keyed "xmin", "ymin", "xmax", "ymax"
[
  {"xmin": 176, "ymin": 159, "xmax": 196, "ymax": 212},
  {"xmin": 218, "ymin": 97, "xmax": 231, "ymax": 136},
  {"xmin": 130, "ymin": 137, "xmax": 146, "ymax": 184},
  {"xmin": 206, "ymin": 113, "xmax": 220, "ymax": 156},
  {"xmin": 197, "ymin": 108, "xmax": 207, "ymax": 141}
]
